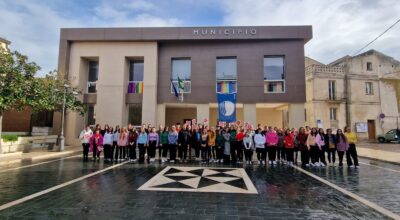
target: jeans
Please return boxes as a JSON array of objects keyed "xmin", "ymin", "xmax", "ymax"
[
  {"xmin": 346, "ymin": 144, "xmax": 359, "ymax": 166},
  {"xmin": 82, "ymin": 143, "xmax": 89, "ymax": 160},
  {"xmin": 129, "ymin": 143, "xmax": 136, "ymax": 160},
  {"xmin": 244, "ymin": 148, "xmax": 253, "ymax": 162},
  {"xmin": 310, "ymin": 145, "xmax": 319, "ymax": 164},
  {"xmin": 338, "ymin": 151, "xmax": 345, "ymax": 166},
  {"xmin": 267, "ymin": 146, "xmax": 277, "ymax": 161},
  {"xmin": 300, "ymin": 150, "xmax": 310, "ymax": 166},
  {"xmin": 169, "ymin": 144, "xmax": 177, "ymax": 161},
  {"xmin": 285, "ymin": 148, "xmax": 294, "ymax": 163},
  {"xmin": 327, "ymin": 148, "xmax": 336, "ymax": 163},
  {"xmin": 138, "ymin": 143, "xmax": 146, "ymax": 163},
  {"xmin": 277, "ymin": 147, "xmax": 286, "ymax": 161},
  {"xmin": 256, "ymin": 148, "xmax": 266, "ymax": 161},
  {"xmin": 148, "ymin": 141, "xmax": 157, "ymax": 159}
]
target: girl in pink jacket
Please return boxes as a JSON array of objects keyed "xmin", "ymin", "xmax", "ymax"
[
  {"xmin": 265, "ymin": 127, "xmax": 278, "ymax": 165},
  {"xmin": 90, "ymin": 129, "xmax": 104, "ymax": 161}
]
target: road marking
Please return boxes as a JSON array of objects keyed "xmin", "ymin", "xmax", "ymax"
[
  {"xmin": 293, "ymin": 166, "xmax": 400, "ymax": 220},
  {"xmin": 0, "ymin": 161, "xmax": 129, "ymax": 211},
  {"xmin": 359, "ymin": 162, "xmax": 400, "ymax": 173},
  {"xmin": 0, "ymin": 155, "xmax": 81, "ymax": 173}
]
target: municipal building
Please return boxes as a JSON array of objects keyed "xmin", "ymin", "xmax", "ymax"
[{"xmin": 55, "ymin": 26, "xmax": 313, "ymax": 145}]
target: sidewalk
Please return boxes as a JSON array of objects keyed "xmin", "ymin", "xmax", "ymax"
[
  {"xmin": 357, "ymin": 142, "xmax": 400, "ymax": 165},
  {"xmin": 0, "ymin": 146, "xmax": 82, "ymax": 166}
]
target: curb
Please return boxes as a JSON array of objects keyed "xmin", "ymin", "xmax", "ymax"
[
  {"xmin": 0, "ymin": 151, "xmax": 82, "ymax": 166},
  {"xmin": 358, "ymin": 155, "xmax": 400, "ymax": 166}
]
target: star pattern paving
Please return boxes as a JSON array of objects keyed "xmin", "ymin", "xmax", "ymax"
[{"xmin": 138, "ymin": 166, "xmax": 258, "ymax": 194}]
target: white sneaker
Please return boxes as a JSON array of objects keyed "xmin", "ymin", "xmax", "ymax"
[
  {"xmin": 311, "ymin": 163, "xmax": 315, "ymax": 167},
  {"xmin": 170, "ymin": 160, "xmax": 175, "ymax": 163},
  {"xmin": 321, "ymin": 163, "xmax": 326, "ymax": 167},
  {"xmin": 221, "ymin": 159, "xmax": 224, "ymax": 163},
  {"xmin": 315, "ymin": 162, "xmax": 320, "ymax": 167},
  {"xmin": 269, "ymin": 161, "xmax": 272, "ymax": 165},
  {"xmin": 305, "ymin": 164, "xmax": 310, "ymax": 167},
  {"xmin": 273, "ymin": 161, "xmax": 277, "ymax": 165}
]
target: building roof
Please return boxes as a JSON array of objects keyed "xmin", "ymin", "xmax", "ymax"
[
  {"xmin": 329, "ymin": 49, "xmax": 400, "ymax": 66},
  {"xmin": 60, "ymin": 26, "xmax": 313, "ymax": 43},
  {"xmin": 305, "ymin": 56, "xmax": 324, "ymax": 67},
  {"xmin": 0, "ymin": 37, "xmax": 11, "ymax": 45}
]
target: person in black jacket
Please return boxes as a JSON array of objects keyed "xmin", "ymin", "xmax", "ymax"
[
  {"xmin": 324, "ymin": 128, "xmax": 337, "ymax": 166},
  {"xmin": 178, "ymin": 124, "xmax": 192, "ymax": 162}
]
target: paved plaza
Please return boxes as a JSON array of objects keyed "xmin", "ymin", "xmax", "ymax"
[{"xmin": 0, "ymin": 153, "xmax": 399, "ymax": 219}]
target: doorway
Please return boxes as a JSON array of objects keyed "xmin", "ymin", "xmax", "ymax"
[{"xmin": 367, "ymin": 120, "xmax": 376, "ymax": 141}]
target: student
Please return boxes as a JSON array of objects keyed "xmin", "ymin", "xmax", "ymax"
[
  {"xmin": 208, "ymin": 127, "xmax": 216, "ymax": 162},
  {"xmin": 157, "ymin": 125, "xmax": 164, "ymax": 161},
  {"xmin": 325, "ymin": 128, "xmax": 337, "ymax": 166},
  {"xmin": 200, "ymin": 129, "xmax": 209, "ymax": 163},
  {"xmin": 277, "ymin": 129, "xmax": 285, "ymax": 164},
  {"xmin": 160, "ymin": 126, "xmax": 169, "ymax": 163},
  {"xmin": 243, "ymin": 131, "xmax": 254, "ymax": 165},
  {"xmin": 266, "ymin": 127, "xmax": 278, "ymax": 165},
  {"xmin": 103, "ymin": 129, "xmax": 113, "ymax": 162},
  {"xmin": 293, "ymin": 129, "xmax": 299, "ymax": 164},
  {"xmin": 336, "ymin": 129, "xmax": 348, "ymax": 168},
  {"xmin": 90, "ymin": 129, "xmax": 103, "ymax": 161},
  {"xmin": 128, "ymin": 127, "xmax": 138, "ymax": 162},
  {"xmin": 283, "ymin": 129, "xmax": 295, "ymax": 166},
  {"xmin": 118, "ymin": 127, "xmax": 129, "ymax": 161},
  {"xmin": 316, "ymin": 128, "xmax": 327, "ymax": 167},
  {"xmin": 79, "ymin": 125, "xmax": 93, "ymax": 161},
  {"xmin": 137, "ymin": 127, "xmax": 148, "ymax": 163},
  {"xmin": 254, "ymin": 128, "xmax": 266, "ymax": 165},
  {"xmin": 178, "ymin": 124, "xmax": 191, "ymax": 162},
  {"xmin": 236, "ymin": 128, "xmax": 245, "ymax": 163},
  {"xmin": 215, "ymin": 129, "xmax": 225, "ymax": 163},
  {"xmin": 229, "ymin": 126, "xmax": 238, "ymax": 163},
  {"xmin": 297, "ymin": 127, "xmax": 309, "ymax": 167},
  {"xmin": 191, "ymin": 128, "xmax": 200, "ymax": 161},
  {"xmin": 307, "ymin": 128, "xmax": 319, "ymax": 167},
  {"xmin": 223, "ymin": 127, "xmax": 231, "ymax": 164},
  {"xmin": 147, "ymin": 127, "xmax": 159, "ymax": 163},
  {"xmin": 344, "ymin": 126, "xmax": 359, "ymax": 168},
  {"xmin": 112, "ymin": 126, "xmax": 120, "ymax": 161},
  {"xmin": 168, "ymin": 125, "xmax": 179, "ymax": 163}
]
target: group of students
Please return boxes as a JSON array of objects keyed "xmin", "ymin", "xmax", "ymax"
[{"xmin": 78, "ymin": 123, "xmax": 359, "ymax": 168}]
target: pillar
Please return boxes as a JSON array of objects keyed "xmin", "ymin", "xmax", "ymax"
[
  {"xmin": 141, "ymin": 48, "xmax": 158, "ymax": 126},
  {"xmin": 288, "ymin": 103, "xmax": 305, "ymax": 129},
  {"xmin": 197, "ymin": 104, "xmax": 210, "ymax": 126},
  {"xmin": 243, "ymin": 104, "xmax": 257, "ymax": 127},
  {"xmin": 156, "ymin": 104, "xmax": 166, "ymax": 127}
]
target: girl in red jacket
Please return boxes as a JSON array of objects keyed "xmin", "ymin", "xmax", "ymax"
[{"xmin": 283, "ymin": 129, "xmax": 295, "ymax": 166}]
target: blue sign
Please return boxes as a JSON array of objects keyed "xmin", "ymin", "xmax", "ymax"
[{"xmin": 217, "ymin": 93, "xmax": 236, "ymax": 122}]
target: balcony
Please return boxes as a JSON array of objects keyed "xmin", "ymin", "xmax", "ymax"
[{"xmin": 128, "ymin": 81, "xmax": 143, "ymax": 94}]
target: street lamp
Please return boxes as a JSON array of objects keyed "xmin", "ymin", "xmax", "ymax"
[{"xmin": 58, "ymin": 83, "xmax": 79, "ymax": 152}]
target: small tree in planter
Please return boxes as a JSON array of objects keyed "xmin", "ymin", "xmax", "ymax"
[{"xmin": 0, "ymin": 47, "xmax": 85, "ymax": 153}]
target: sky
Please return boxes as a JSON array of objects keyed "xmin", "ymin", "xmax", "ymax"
[{"xmin": 1, "ymin": 0, "xmax": 399, "ymax": 76}]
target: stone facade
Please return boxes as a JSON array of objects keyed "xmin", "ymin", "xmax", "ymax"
[
  {"xmin": 0, "ymin": 37, "xmax": 10, "ymax": 51},
  {"xmin": 305, "ymin": 50, "xmax": 400, "ymax": 140}
]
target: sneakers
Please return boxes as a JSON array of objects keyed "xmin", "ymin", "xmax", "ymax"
[
  {"xmin": 320, "ymin": 163, "xmax": 326, "ymax": 167},
  {"xmin": 169, "ymin": 160, "xmax": 175, "ymax": 163},
  {"xmin": 355, "ymin": 165, "xmax": 359, "ymax": 169},
  {"xmin": 268, "ymin": 161, "xmax": 272, "ymax": 165},
  {"xmin": 273, "ymin": 161, "xmax": 277, "ymax": 165}
]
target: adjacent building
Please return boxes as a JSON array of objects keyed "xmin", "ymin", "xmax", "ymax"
[
  {"xmin": 305, "ymin": 50, "xmax": 400, "ymax": 140},
  {"xmin": 0, "ymin": 37, "xmax": 10, "ymax": 51},
  {"xmin": 55, "ymin": 26, "xmax": 312, "ymax": 145}
]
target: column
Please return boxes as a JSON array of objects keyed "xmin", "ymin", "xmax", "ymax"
[
  {"xmin": 141, "ymin": 46, "xmax": 158, "ymax": 126},
  {"xmin": 288, "ymin": 103, "xmax": 305, "ymax": 129},
  {"xmin": 243, "ymin": 104, "xmax": 257, "ymax": 127},
  {"xmin": 156, "ymin": 104, "xmax": 166, "ymax": 126},
  {"xmin": 197, "ymin": 104, "xmax": 210, "ymax": 126}
]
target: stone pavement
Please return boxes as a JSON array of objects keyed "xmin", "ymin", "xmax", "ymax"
[
  {"xmin": 0, "ymin": 156, "xmax": 399, "ymax": 219},
  {"xmin": 0, "ymin": 145, "xmax": 82, "ymax": 167},
  {"xmin": 357, "ymin": 142, "xmax": 400, "ymax": 164}
]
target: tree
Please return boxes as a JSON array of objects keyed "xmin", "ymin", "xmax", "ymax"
[{"xmin": 0, "ymin": 47, "xmax": 85, "ymax": 153}]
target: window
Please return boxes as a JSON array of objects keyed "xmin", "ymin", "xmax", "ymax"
[
  {"xmin": 329, "ymin": 108, "xmax": 337, "ymax": 121},
  {"xmin": 87, "ymin": 105, "xmax": 96, "ymax": 126},
  {"xmin": 128, "ymin": 104, "xmax": 142, "ymax": 125},
  {"xmin": 171, "ymin": 58, "xmax": 191, "ymax": 93},
  {"xmin": 304, "ymin": 109, "xmax": 307, "ymax": 121},
  {"xmin": 365, "ymin": 82, "xmax": 373, "ymax": 95},
  {"xmin": 87, "ymin": 61, "xmax": 98, "ymax": 93},
  {"xmin": 367, "ymin": 62, "xmax": 373, "ymax": 71},
  {"xmin": 264, "ymin": 56, "xmax": 285, "ymax": 93},
  {"xmin": 128, "ymin": 60, "xmax": 144, "ymax": 94},
  {"xmin": 328, "ymin": 80, "xmax": 336, "ymax": 100},
  {"xmin": 216, "ymin": 57, "xmax": 237, "ymax": 93}
]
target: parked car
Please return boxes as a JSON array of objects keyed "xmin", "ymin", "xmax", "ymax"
[{"xmin": 377, "ymin": 129, "xmax": 399, "ymax": 143}]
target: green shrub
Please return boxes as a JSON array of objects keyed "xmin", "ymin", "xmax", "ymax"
[{"xmin": 1, "ymin": 134, "xmax": 19, "ymax": 142}]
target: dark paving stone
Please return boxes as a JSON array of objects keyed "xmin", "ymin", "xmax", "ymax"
[
  {"xmin": 205, "ymin": 172, "xmax": 238, "ymax": 178},
  {"xmin": 164, "ymin": 175, "xmax": 196, "ymax": 182},
  {"xmin": 0, "ymin": 159, "xmax": 395, "ymax": 219},
  {"xmin": 187, "ymin": 169, "xmax": 204, "ymax": 176},
  {"xmin": 197, "ymin": 176, "xmax": 220, "ymax": 188},
  {"xmin": 224, "ymin": 178, "xmax": 247, "ymax": 190},
  {"xmin": 155, "ymin": 181, "xmax": 194, "ymax": 189},
  {"xmin": 164, "ymin": 167, "xmax": 183, "ymax": 175}
]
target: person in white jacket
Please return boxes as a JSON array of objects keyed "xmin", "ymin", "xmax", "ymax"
[
  {"xmin": 79, "ymin": 125, "xmax": 93, "ymax": 161},
  {"xmin": 254, "ymin": 128, "xmax": 266, "ymax": 165},
  {"xmin": 243, "ymin": 132, "xmax": 254, "ymax": 165}
]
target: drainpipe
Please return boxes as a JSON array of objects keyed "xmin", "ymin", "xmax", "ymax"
[{"xmin": 344, "ymin": 72, "xmax": 350, "ymax": 127}]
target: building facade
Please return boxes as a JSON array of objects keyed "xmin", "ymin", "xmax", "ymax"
[
  {"xmin": 0, "ymin": 37, "xmax": 10, "ymax": 51},
  {"xmin": 55, "ymin": 26, "xmax": 312, "ymax": 145},
  {"xmin": 305, "ymin": 50, "xmax": 400, "ymax": 140}
]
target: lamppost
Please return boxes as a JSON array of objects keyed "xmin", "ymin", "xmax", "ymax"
[{"xmin": 59, "ymin": 84, "xmax": 78, "ymax": 152}]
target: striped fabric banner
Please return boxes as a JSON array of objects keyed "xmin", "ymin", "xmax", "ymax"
[
  {"xmin": 217, "ymin": 81, "xmax": 235, "ymax": 94},
  {"xmin": 128, "ymin": 81, "xmax": 143, "ymax": 94}
]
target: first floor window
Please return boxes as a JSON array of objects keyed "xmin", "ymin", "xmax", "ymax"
[
  {"xmin": 329, "ymin": 108, "xmax": 337, "ymax": 121},
  {"xmin": 264, "ymin": 56, "xmax": 285, "ymax": 93},
  {"xmin": 171, "ymin": 58, "xmax": 191, "ymax": 94},
  {"xmin": 87, "ymin": 61, "xmax": 98, "ymax": 93},
  {"xmin": 128, "ymin": 104, "xmax": 142, "ymax": 126},
  {"xmin": 87, "ymin": 105, "xmax": 96, "ymax": 126},
  {"xmin": 365, "ymin": 82, "xmax": 373, "ymax": 95}
]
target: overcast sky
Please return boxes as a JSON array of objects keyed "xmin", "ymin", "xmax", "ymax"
[{"xmin": 1, "ymin": 0, "xmax": 399, "ymax": 76}]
